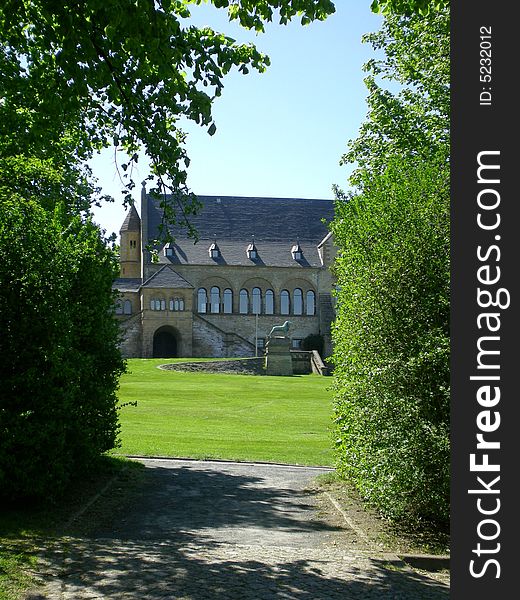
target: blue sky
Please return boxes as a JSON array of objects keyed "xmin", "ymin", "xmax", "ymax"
[{"xmin": 90, "ymin": 1, "xmax": 382, "ymax": 238}]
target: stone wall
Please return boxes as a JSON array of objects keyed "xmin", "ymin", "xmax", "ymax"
[
  {"xmin": 117, "ymin": 312, "xmax": 142, "ymax": 358},
  {"xmin": 290, "ymin": 351, "xmax": 312, "ymax": 375},
  {"xmin": 159, "ymin": 357, "xmax": 264, "ymax": 375},
  {"xmin": 202, "ymin": 313, "xmax": 319, "ymax": 353},
  {"xmin": 192, "ymin": 315, "xmax": 254, "ymax": 358},
  {"xmin": 141, "ymin": 310, "xmax": 193, "ymax": 358}
]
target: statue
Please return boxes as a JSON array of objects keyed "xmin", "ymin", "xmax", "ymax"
[
  {"xmin": 267, "ymin": 320, "xmax": 292, "ymax": 339},
  {"xmin": 265, "ymin": 320, "xmax": 293, "ymax": 375}
]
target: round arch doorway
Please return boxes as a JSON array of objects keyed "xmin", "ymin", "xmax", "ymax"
[{"xmin": 153, "ymin": 326, "xmax": 179, "ymax": 358}]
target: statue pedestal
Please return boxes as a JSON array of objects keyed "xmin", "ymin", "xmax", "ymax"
[{"xmin": 265, "ymin": 336, "xmax": 293, "ymax": 376}]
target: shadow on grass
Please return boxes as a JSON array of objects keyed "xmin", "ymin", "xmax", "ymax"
[
  {"xmin": 24, "ymin": 463, "xmax": 449, "ymax": 599},
  {"xmin": 0, "ymin": 456, "xmax": 143, "ymax": 600}
]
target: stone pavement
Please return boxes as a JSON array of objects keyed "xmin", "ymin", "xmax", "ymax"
[{"xmin": 30, "ymin": 458, "xmax": 449, "ymax": 599}]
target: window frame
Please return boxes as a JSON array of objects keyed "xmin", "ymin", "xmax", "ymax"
[
  {"xmin": 280, "ymin": 289, "xmax": 290, "ymax": 315},
  {"xmin": 210, "ymin": 286, "xmax": 221, "ymax": 313},
  {"xmin": 197, "ymin": 288, "xmax": 208, "ymax": 313},
  {"xmin": 265, "ymin": 289, "xmax": 274, "ymax": 315},
  {"xmin": 239, "ymin": 289, "xmax": 249, "ymax": 314},
  {"xmin": 223, "ymin": 288, "xmax": 233, "ymax": 314},
  {"xmin": 306, "ymin": 290, "xmax": 316, "ymax": 316},
  {"xmin": 293, "ymin": 288, "xmax": 303, "ymax": 316},
  {"xmin": 252, "ymin": 287, "xmax": 262, "ymax": 315}
]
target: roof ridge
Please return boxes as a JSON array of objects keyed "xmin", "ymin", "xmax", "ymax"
[
  {"xmin": 141, "ymin": 264, "xmax": 168, "ymax": 287},
  {"xmin": 141, "ymin": 264, "xmax": 193, "ymax": 289},
  {"xmin": 147, "ymin": 194, "xmax": 333, "ymax": 202}
]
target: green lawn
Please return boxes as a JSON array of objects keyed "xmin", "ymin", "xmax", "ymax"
[{"xmin": 115, "ymin": 359, "xmax": 334, "ymax": 466}]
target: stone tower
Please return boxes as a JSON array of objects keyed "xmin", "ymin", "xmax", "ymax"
[{"xmin": 119, "ymin": 204, "xmax": 141, "ymax": 278}]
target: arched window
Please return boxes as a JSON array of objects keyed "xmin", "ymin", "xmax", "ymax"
[
  {"xmin": 223, "ymin": 288, "xmax": 233, "ymax": 314},
  {"xmin": 198, "ymin": 288, "xmax": 208, "ymax": 313},
  {"xmin": 306, "ymin": 290, "xmax": 316, "ymax": 315},
  {"xmin": 280, "ymin": 290, "xmax": 290, "ymax": 315},
  {"xmin": 115, "ymin": 300, "xmax": 123, "ymax": 315},
  {"xmin": 170, "ymin": 298, "xmax": 183, "ymax": 311},
  {"xmin": 239, "ymin": 289, "xmax": 249, "ymax": 314},
  {"xmin": 305, "ymin": 290, "xmax": 316, "ymax": 317},
  {"xmin": 210, "ymin": 286, "xmax": 221, "ymax": 313},
  {"xmin": 293, "ymin": 288, "xmax": 303, "ymax": 315},
  {"xmin": 265, "ymin": 289, "xmax": 274, "ymax": 315},
  {"xmin": 252, "ymin": 287, "xmax": 262, "ymax": 315},
  {"xmin": 123, "ymin": 299, "xmax": 132, "ymax": 315},
  {"xmin": 150, "ymin": 298, "xmax": 162, "ymax": 311}
]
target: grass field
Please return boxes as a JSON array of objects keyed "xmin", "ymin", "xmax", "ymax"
[{"xmin": 115, "ymin": 359, "xmax": 334, "ymax": 466}]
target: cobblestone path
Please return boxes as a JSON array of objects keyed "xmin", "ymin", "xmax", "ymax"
[{"xmin": 31, "ymin": 458, "xmax": 449, "ymax": 599}]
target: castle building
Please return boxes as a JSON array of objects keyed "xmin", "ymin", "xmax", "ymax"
[{"xmin": 113, "ymin": 185, "xmax": 336, "ymax": 358}]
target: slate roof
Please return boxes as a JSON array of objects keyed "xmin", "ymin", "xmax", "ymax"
[
  {"xmin": 112, "ymin": 278, "xmax": 141, "ymax": 292},
  {"xmin": 147, "ymin": 195, "xmax": 334, "ymax": 268},
  {"xmin": 120, "ymin": 204, "xmax": 141, "ymax": 233},
  {"xmin": 159, "ymin": 240, "xmax": 323, "ymax": 268},
  {"xmin": 146, "ymin": 195, "xmax": 334, "ymax": 243},
  {"xmin": 141, "ymin": 265, "xmax": 193, "ymax": 289}
]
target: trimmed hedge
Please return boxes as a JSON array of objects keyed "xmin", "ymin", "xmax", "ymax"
[
  {"xmin": 0, "ymin": 198, "xmax": 125, "ymax": 501},
  {"xmin": 330, "ymin": 156, "xmax": 450, "ymax": 524}
]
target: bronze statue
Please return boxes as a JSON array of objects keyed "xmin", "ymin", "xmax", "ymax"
[{"xmin": 267, "ymin": 320, "xmax": 292, "ymax": 339}]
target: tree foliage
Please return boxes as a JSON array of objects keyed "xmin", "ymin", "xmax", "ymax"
[
  {"xmin": 331, "ymin": 5, "xmax": 450, "ymax": 523},
  {"xmin": 0, "ymin": 168, "xmax": 125, "ymax": 501},
  {"xmin": 0, "ymin": 0, "xmax": 335, "ymax": 234},
  {"xmin": 342, "ymin": 7, "xmax": 449, "ymax": 186},
  {"xmin": 371, "ymin": 0, "xmax": 448, "ymax": 15}
]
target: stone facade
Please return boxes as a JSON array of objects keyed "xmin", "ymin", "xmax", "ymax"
[{"xmin": 113, "ymin": 186, "xmax": 336, "ymax": 359}]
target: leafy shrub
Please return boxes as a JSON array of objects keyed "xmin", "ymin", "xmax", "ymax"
[
  {"xmin": 302, "ymin": 334, "xmax": 324, "ymax": 356},
  {"xmin": 331, "ymin": 156, "xmax": 450, "ymax": 524},
  {"xmin": 0, "ymin": 198, "xmax": 125, "ymax": 501}
]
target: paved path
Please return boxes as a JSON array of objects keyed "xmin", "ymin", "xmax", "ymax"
[{"xmin": 32, "ymin": 458, "xmax": 449, "ymax": 599}]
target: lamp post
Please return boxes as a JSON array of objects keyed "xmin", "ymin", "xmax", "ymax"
[{"xmin": 255, "ymin": 311, "xmax": 258, "ymax": 357}]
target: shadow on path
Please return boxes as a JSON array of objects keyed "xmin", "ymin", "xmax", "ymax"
[
  {"xmin": 92, "ymin": 464, "xmax": 339, "ymax": 541},
  {"xmin": 29, "ymin": 461, "xmax": 449, "ymax": 599}
]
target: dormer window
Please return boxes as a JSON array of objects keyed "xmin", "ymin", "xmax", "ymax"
[
  {"xmin": 246, "ymin": 240, "xmax": 258, "ymax": 260},
  {"xmin": 209, "ymin": 241, "xmax": 220, "ymax": 259},
  {"xmin": 291, "ymin": 242, "xmax": 303, "ymax": 260},
  {"xmin": 164, "ymin": 243, "xmax": 174, "ymax": 258}
]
